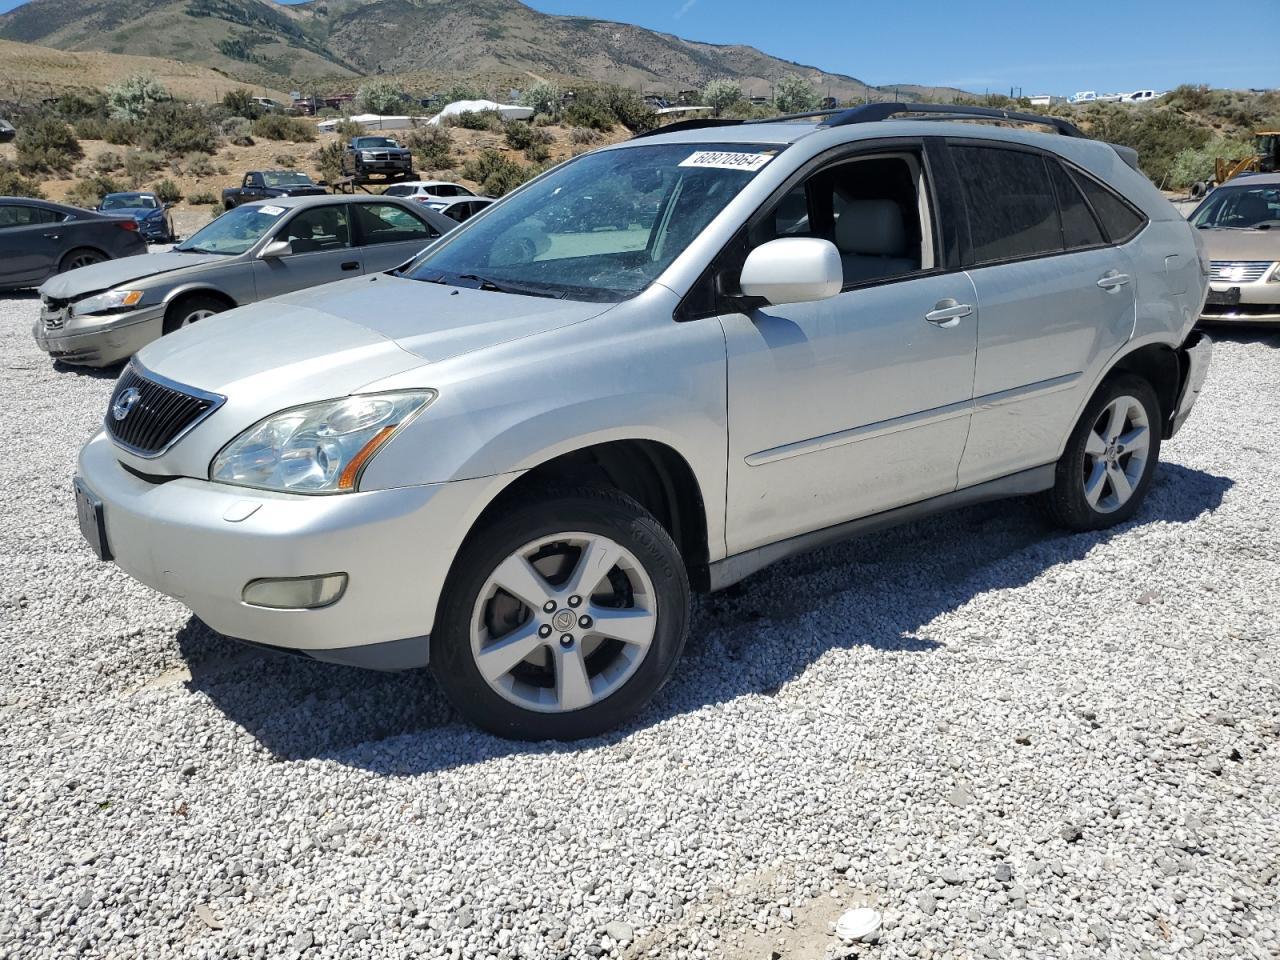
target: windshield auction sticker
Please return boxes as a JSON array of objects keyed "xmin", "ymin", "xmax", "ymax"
[
  {"xmin": 258, "ymin": 205, "xmax": 285, "ymax": 216},
  {"xmin": 679, "ymin": 151, "xmax": 774, "ymax": 172}
]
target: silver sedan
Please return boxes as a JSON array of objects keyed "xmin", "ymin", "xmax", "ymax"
[{"xmin": 33, "ymin": 194, "xmax": 454, "ymax": 367}]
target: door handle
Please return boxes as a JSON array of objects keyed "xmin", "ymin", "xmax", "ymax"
[
  {"xmin": 925, "ymin": 299, "xmax": 973, "ymax": 328},
  {"xmin": 1097, "ymin": 271, "xmax": 1131, "ymax": 290},
  {"xmin": 43, "ymin": 232, "xmax": 61, "ymax": 240},
  {"xmin": 340, "ymin": 261, "xmax": 360, "ymax": 271}
]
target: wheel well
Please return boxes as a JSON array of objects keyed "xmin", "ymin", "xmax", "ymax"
[
  {"xmin": 1108, "ymin": 344, "xmax": 1181, "ymax": 436},
  {"xmin": 476, "ymin": 440, "xmax": 712, "ymax": 589},
  {"xmin": 166, "ymin": 289, "xmax": 236, "ymax": 316},
  {"xmin": 59, "ymin": 246, "xmax": 107, "ymax": 267}
]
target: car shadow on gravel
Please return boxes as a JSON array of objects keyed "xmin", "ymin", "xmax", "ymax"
[{"xmin": 179, "ymin": 462, "xmax": 1231, "ymax": 774}]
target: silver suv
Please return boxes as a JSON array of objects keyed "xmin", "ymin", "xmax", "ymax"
[{"xmin": 74, "ymin": 104, "xmax": 1212, "ymax": 740}]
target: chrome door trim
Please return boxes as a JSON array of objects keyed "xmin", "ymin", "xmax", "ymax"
[{"xmin": 972, "ymin": 371, "xmax": 1082, "ymax": 410}]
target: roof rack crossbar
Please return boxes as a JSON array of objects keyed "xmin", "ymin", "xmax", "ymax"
[{"xmin": 820, "ymin": 102, "xmax": 1087, "ymax": 138}]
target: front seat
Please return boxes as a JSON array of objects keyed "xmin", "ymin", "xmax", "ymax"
[
  {"xmin": 834, "ymin": 198, "xmax": 917, "ymax": 284},
  {"xmin": 1233, "ymin": 193, "xmax": 1273, "ymax": 225}
]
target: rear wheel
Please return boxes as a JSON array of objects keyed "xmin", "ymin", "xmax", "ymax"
[
  {"xmin": 59, "ymin": 248, "xmax": 105, "ymax": 273},
  {"xmin": 1040, "ymin": 374, "xmax": 1162, "ymax": 531},
  {"xmin": 431, "ymin": 487, "xmax": 690, "ymax": 740},
  {"xmin": 162, "ymin": 294, "xmax": 227, "ymax": 335}
]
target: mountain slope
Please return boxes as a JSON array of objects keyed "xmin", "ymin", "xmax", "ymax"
[{"xmin": 0, "ymin": 0, "xmax": 962, "ymax": 101}]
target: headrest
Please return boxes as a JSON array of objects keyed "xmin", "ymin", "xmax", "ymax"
[{"xmin": 835, "ymin": 198, "xmax": 906, "ymax": 257}]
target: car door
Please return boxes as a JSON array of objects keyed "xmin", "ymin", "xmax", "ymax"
[
  {"xmin": 719, "ymin": 144, "xmax": 979, "ymax": 554},
  {"xmin": 251, "ymin": 204, "xmax": 363, "ymax": 299},
  {"xmin": 944, "ymin": 142, "xmax": 1140, "ymax": 487},
  {"xmin": 0, "ymin": 203, "xmax": 65, "ymax": 286},
  {"xmin": 351, "ymin": 201, "xmax": 443, "ymax": 271},
  {"xmin": 240, "ymin": 173, "xmax": 265, "ymax": 204}
]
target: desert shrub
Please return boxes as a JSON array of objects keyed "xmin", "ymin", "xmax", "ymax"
[
  {"xmin": 103, "ymin": 118, "xmax": 142, "ymax": 145},
  {"xmin": 523, "ymin": 138, "xmax": 551, "ymax": 164},
  {"xmin": 334, "ymin": 118, "xmax": 364, "ymax": 141},
  {"xmin": 251, "ymin": 113, "xmax": 315, "ymax": 142},
  {"xmin": 93, "ymin": 150, "xmax": 124, "ymax": 174},
  {"xmin": 773, "ymin": 74, "xmax": 820, "ymax": 114},
  {"xmin": 220, "ymin": 116, "xmax": 252, "ymax": 140},
  {"xmin": 461, "ymin": 149, "xmax": 530, "ymax": 197},
  {"xmin": 1163, "ymin": 84, "xmax": 1214, "ymax": 113},
  {"xmin": 73, "ymin": 116, "xmax": 108, "ymax": 140},
  {"xmin": 1078, "ymin": 104, "xmax": 1210, "ymax": 185},
  {"xmin": 313, "ymin": 141, "xmax": 345, "ymax": 182},
  {"xmin": 221, "ymin": 89, "xmax": 260, "ymax": 120},
  {"xmin": 503, "ymin": 120, "xmax": 537, "ymax": 150},
  {"xmin": 520, "ymin": 81, "xmax": 562, "ymax": 120},
  {"xmin": 441, "ymin": 81, "xmax": 485, "ymax": 105},
  {"xmin": 1168, "ymin": 138, "xmax": 1257, "ymax": 189},
  {"xmin": 188, "ymin": 190, "xmax": 220, "ymax": 205},
  {"xmin": 106, "ymin": 73, "xmax": 170, "ymax": 121},
  {"xmin": 599, "ymin": 85, "xmax": 656, "ymax": 133},
  {"xmin": 569, "ymin": 126, "xmax": 602, "ymax": 145},
  {"xmin": 723, "ymin": 100, "xmax": 777, "ymax": 121},
  {"xmin": 0, "ymin": 159, "xmax": 44, "ymax": 198},
  {"xmin": 356, "ymin": 80, "xmax": 403, "ymax": 116},
  {"xmin": 273, "ymin": 153, "xmax": 298, "ymax": 168},
  {"xmin": 151, "ymin": 178, "xmax": 182, "ymax": 203},
  {"xmin": 563, "ymin": 98, "xmax": 614, "ymax": 132},
  {"xmin": 67, "ymin": 174, "xmax": 122, "ymax": 208},
  {"xmin": 140, "ymin": 102, "xmax": 220, "ymax": 156},
  {"xmin": 15, "ymin": 117, "xmax": 83, "ymax": 174},
  {"xmin": 123, "ymin": 149, "xmax": 164, "ymax": 186},
  {"xmin": 404, "ymin": 126, "xmax": 453, "ymax": 169},
  {"xmin": 183, "ymin": 152, "xmax": 216, "ymax": 177},
  {"xmin": 55, "ymin": 91, "xmax": 107, "ymax": 120},
  {"xmin": 451, "ymin": 110, "xmax": 503, "ymax": 131},
  {"xmin": 702, "ymin": 79, "xmax": 743, "ymax": 117}
]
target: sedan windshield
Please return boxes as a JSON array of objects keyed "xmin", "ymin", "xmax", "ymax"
[
  {"xmin": 354, "ymin": 137, "xmax": 398, "ymax": 148},
  {"xmin": 401, "ymin": 142, "xmax": 780, "ymax": 301},
  {"xmin": 262, "ymin": 171, "xmax": 314, "ymax": 187},
  {"xmin": 175, "ymin": 204, "xmax": 286, "ymax": 255},
  {"xmin": 1191, "ymin": 184, "xmax": 1280, "ymax": 230},
  {"xmin": 101, "ymin": 194, "xmax": 158, "ymax": 210}
]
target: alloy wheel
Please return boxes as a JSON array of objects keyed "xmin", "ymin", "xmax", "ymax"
[
  {"xmin": 1082, "ymin": 394, "xmax": 1150, "ymax": 513},
  {"xmin": 180, "ymin": 309, "xmax": 216, "ymax": 327},
  {"xmin": 67, "ymin": 252, "xmax": 103, "ymax": 270},
  {"xmin": 470, "ymin": 532, "xmax": 658, "ymax": 714}
]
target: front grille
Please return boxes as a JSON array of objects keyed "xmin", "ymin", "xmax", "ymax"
[
  {"xmin": 1209, "ymin": 261, "xmax": 1275, "ymax": 283},
  {"xmin": 104, "ymin": 363, "xmax": 225, "ymax": 458},
  {"xmin": 42, "ymin": 294, "xmax": 71, "ymax": 330}
]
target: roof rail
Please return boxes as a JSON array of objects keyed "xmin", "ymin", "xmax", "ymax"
[
  {"xmin": 820, "ymin": 102, "xmax": 1087, "ymax": 138},
  {"xmin": 629, "ymin": 117, "xmax": 744, "ymax": 139}
]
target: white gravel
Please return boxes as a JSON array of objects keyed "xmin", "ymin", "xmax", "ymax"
[{"xmin": 1, "ymin": 291, "xmax": 1277, "ymax": 960}]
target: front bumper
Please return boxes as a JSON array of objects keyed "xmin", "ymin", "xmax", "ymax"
[
  {"xmin": 1170, "ymin": 331, "xmax": 1213, "ymax": 437},
  {"xmin": 75, "ymin": 432, "xmax": 513, "ymax": 667},
  {"xmin": 1199, "ymin": 279, "xmax": 1280, "ymax": 323},
  {"xmin": 33, "ymin": 305, "xmax": 165, "ymax": 367},
  {"xmin": 355, "ymin": 158, "xmax": 413, "ymax": 173}
]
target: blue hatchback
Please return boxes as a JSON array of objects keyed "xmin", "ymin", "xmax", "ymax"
[{"xmin": 97, "ymin": 192, "xmax": 175, "ymax": 243}]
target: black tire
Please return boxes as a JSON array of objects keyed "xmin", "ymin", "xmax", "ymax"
[
  {"xmin": 58, "ymin": 247, "xmax": 106, "ymax": 273},
  {"xmin": 162, "ymin": 294, "xmax": 228, "ymax": 335},
  {"xmin": 1040, "ymin": 374, "xmax": 1162, "ymax": 531},
  {"xmin": 431, "ymin": 487, "xmax": 690, "ymax": 741}
]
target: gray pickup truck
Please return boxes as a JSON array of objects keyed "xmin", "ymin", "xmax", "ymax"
[
  {"xmin": 222, "ymin": 170, "xmax": 326, "ymax": 210},
  {"xmin": 342, "ymin": 136, "xmax": 414, "ymax": 179}
]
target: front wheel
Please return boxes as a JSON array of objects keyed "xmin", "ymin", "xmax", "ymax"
[
  {"xmin": 1040, "ymin": 374, "xmax": 1162, "ymax": 531},
  {"xmin": 431, "ymin": 488, "xmax": 690, "ymax": 740},
  {"xmin": 162, "ymin": 294, "xmax": 227, "ymax": 335}
]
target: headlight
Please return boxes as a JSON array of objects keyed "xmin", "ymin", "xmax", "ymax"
[
  {"xmin": 72, "ymin": 289, "xmax": 145, "ymax": 317},
  {"xmin": 360, "ymin": 150, "xmax": 376, "ymax": 158},
  {"xmin": 1269, "ymin": 262, "xmax": 1280, "ymax": 283},
  {"xmin": 210, "ymin": 391, "xmax": 435, "ymax": 494}
]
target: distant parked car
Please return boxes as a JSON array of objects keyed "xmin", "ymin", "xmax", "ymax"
[
  {"xmin": 32, "ymin": 195, "xmax": 454, "ymax": 366},
  {"xmin": 342, "ymin": 136, "xmax": 414, "ymax": 178},
  {"xmin": 97, "ymin": 192, "xmax": 175, "ymax": 243},
  {"xmin": 1190, "ymin": 173, "xmax": 1280, "ymax": 324},
  {"xmin": 252, "ymin": 96, "xmax": 285, "ymax": 114},
  {"xmin": 382, "ymin": 180, "xmax": 477, "ymax": 203},
  {"xmin": 1122, "ymin": 90, "xmax": 1160, "ymax": 104},
  {"xmin": 0, "ymin": 197, "xmax": 146, "ymax": 291},
  {"xmin": 1069, "ymin": 91, "xmax": 1097, "ymax": 105},
  {"xmin": 0, "ymin": 118, "xmax": 14, "ymax": 143},
  {"xmin": 222, "ymin": 171, "xmax": 326, "ymax": 210},
  {"xmin": 424, "ymin": 196, "xmax": 495, "ymax": 223}
]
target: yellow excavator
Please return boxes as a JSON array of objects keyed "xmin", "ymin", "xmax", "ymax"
[{"xmin": 1190, "ymin": 130, "xmax": 1280, "ymax": 197}]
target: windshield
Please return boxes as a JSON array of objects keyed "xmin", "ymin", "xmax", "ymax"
[
  {"xmin": 354, "ymin": 137, "xmax": 398, "ymax": 148},
  {"xmin": 401, "ymin": 142, "xmax": 780, "ymax": 301},
  {"xmin": 1191, "ymin": 184, "xmax": 1280, "ymax": 230},
  {"xmin": 101, "ymin": 194, "xmax": 157, "ymax": 210},
  {"xmin": 175, "ymin": 203, "xmax": 287, "ymax": 255},
  {"xmin": 262, "ymin": 171, "xmax": 314, "ymax": 187}
]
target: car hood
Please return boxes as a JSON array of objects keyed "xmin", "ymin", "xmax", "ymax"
[
  {"xmin": 1198, "ymin": 228, "xmax": 1280, "ymax": 262},
  {"xmin": 136, "ymin": 273, "xmax": 613, "ymax": 400},
  {"xmin": 39, "ymin": 252, "xmax": 228, "ymax": 299}
]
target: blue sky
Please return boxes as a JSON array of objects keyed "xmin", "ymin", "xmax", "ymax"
[{"xmin": 0, "ymin": 0, "xmax": 1276, "ymax": 94}]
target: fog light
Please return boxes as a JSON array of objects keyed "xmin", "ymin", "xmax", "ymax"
[{"xmin": 242, "ymin": 573, "xmax": 347, "ymax": 610}]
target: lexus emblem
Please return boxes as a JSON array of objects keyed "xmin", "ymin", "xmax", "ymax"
[
  {"xmin": 553, "ymin": 609, "xmax": 576, "ymax": 632},
  {"xmin": 112, "ymin": 387, "xmax": 141, "ymax": 421}
]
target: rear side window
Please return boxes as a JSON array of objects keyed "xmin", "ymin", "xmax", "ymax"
[
  {"xmin": 952, "ymin": 146, "xmax": 1062, "ymax": 264},
  {"xmin": 1068, "ymin": 170, "xmax": 1146, "ymax": 243},
  {"xmin": 1047, "ymin": 160, "xmax": 1106, "ymax": 249},
  {"xmin": 0, "ymin": 204, "xmax": 62, "ymax": 227}
]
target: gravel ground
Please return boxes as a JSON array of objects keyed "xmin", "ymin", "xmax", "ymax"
[{"xmin": 1, "ymin": 292, "xmax": 1277, "ymax": 960}]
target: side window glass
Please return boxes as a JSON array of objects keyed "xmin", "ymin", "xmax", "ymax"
[
  {"xmin": 0, "ymin": 205, "xmax": 55, "ymax": 227},
  {"xmin": 953, "ymin": 146, "xmax": 1062, "ymax": 263},
  {"xmin": 1069, "ymin": 169, "xmax": 1146, "ymax": 243},
  {"xmin": 282, "ymin": 206, "xmax": 351, "ymax": 252},
  {"xmin": 354, "ymin": 203, "xmax": 437, "ymax": 243},
  {"xmin": 1048, "ymin": 160, "xmax": 1105, "ymax": 249}
]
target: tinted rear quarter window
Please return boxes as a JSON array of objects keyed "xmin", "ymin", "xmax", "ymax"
[
  {"xmin": 1069, "ymin": 170, "xmax": 1146, "ymax": 242},
  {"xmin": 952, "ymin": 145, "xmax": 1062, "ymax": 264},
  {"xmin": 1047, "ymin": 160, "xmax": 1106, "ymax": 249}
]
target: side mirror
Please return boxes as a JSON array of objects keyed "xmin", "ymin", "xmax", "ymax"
[
  {"xmin": 738, "ymin": 237, "xmax": 843, "ymax": 305},
  {"xmin": 260, "ymin": 239, "xmax": 293, "ymax": 258},
  {"xmin": 163, "ymin": 202, "xmax": 175, "ymax": 210}
]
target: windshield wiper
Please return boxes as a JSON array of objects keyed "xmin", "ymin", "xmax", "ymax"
[
  {"xmin": 450, "ymin": 273, "xmax": 567, "ymax": 299},
  {"xmin": 176, "ymin": 245, "xmax": 234, "ymax": 255}
]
